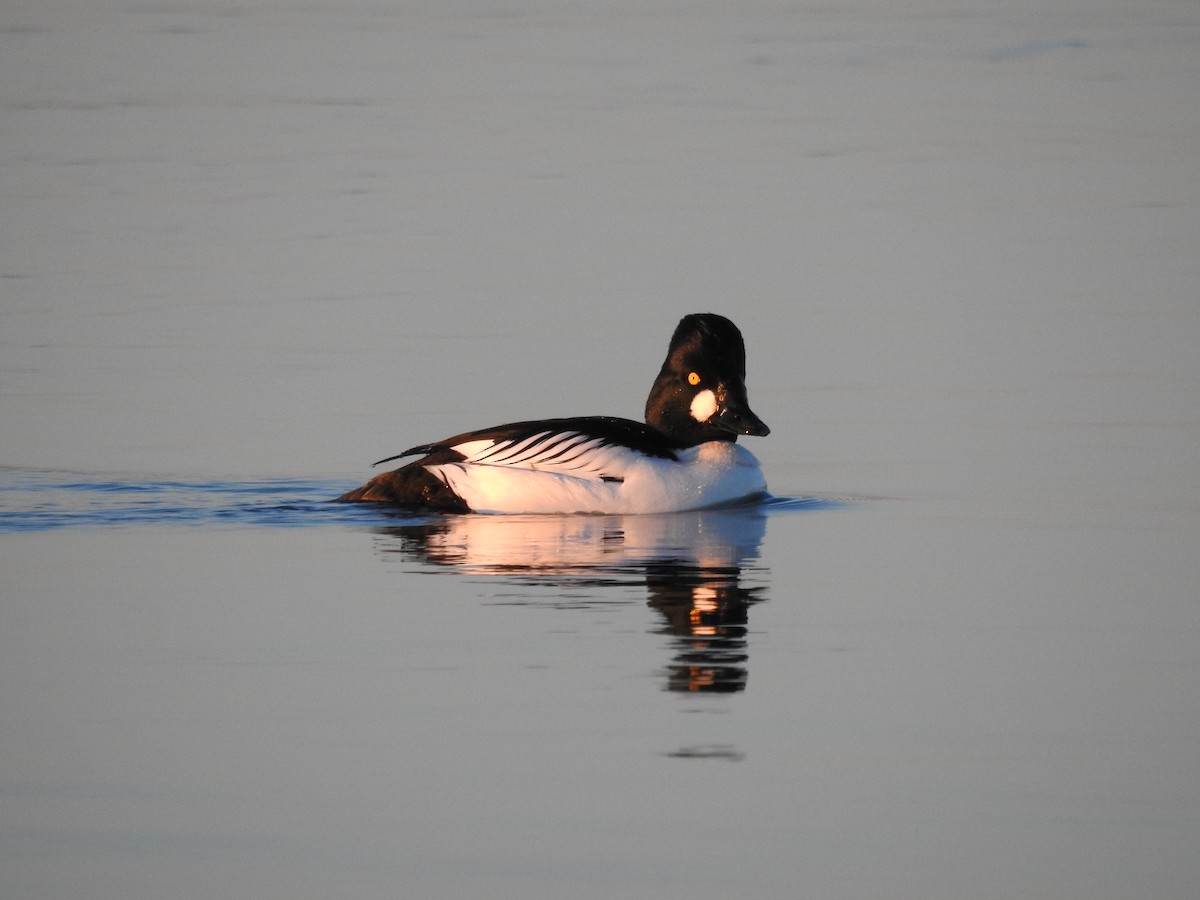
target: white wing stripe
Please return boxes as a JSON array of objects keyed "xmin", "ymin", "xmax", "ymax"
[
  {"xmin": 533, "ymin": 434, "xmax": 600, "ymax": 463},
  {"xmin": 471, "ymin": 431, "xmax": 552, "ymax": 463},
  {"xmin": 543, "ymin": 442, "xmax": 605, "ymax": 468},
  {"xmin": 513, "ymin": 433, "xmax": 581, "ymax": 463},
  {"xmin": 444, "ymin": 430, "xmax": 625, "ymax": 478}
]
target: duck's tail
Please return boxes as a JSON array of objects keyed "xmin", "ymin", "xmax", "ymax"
[{"xmin": 334, "ymin": 461, "xmax": 470, "ymax": 512}]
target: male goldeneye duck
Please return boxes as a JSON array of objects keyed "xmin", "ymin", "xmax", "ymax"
[{"xmin": 336, "ymin": 313, "xmax": 770, "ymax": 514}]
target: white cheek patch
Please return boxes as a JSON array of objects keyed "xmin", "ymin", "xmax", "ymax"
[{"xmin": 689, "ymin": 388, "xmax": 718, "ymax": 422}]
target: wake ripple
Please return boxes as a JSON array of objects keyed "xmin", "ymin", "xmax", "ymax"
[
  {"xmin": 0, "ymin": 468, "xmax": 845, "ymax": 532},
  {"xmin": 0, "ymin": 470, "xmax": 370, "ymax": 532}
]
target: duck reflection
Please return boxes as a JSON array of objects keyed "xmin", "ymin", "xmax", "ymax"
[
  {"xmin": 647, "ymin": 562, "xmax": 758, "ymax": 692},
  {"xmin": 370, "ymin": 506, "xmax": 768, "ymax": 693}
]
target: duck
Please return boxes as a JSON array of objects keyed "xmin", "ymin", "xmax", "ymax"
[{"xmin": 336, "ymin": 313, "xmax": 770, "ymax": 514}]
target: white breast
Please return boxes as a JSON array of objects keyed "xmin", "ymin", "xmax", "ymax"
[{"xmin": 425, "ymin": 438, "xmax": 766, "ymax": 514}]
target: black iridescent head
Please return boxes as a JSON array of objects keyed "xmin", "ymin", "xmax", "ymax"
[{"xmin": 644, "ymin": 313, "xmax": 770, "ymax": 446}]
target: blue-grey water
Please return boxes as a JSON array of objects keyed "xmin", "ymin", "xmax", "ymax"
[{"xmin": 3, "ymin": 2, "xmax": 1199, "ymax": 898}]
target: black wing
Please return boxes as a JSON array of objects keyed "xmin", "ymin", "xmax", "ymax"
[{"xmin": 372, "ymin": 416, "xmax": 681, "ymax": 468}]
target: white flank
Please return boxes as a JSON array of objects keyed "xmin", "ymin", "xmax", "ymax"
[{"xmin": 426, "ymin": 440, "xmax": 766, "ymax": 515}]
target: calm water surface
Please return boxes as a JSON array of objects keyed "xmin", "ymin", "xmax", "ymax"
[
  {"xmin": 3, "ymin": 2, "xmax": 1199, "ymax": 899},
  {"xmin": 2, "ymin": 471, "xmax": 1196, "ymax": 900}
]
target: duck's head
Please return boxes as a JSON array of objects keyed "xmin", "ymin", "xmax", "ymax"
[{"xmin": 644, "ymin": 313, "xmax": 770, "ymax": 446}]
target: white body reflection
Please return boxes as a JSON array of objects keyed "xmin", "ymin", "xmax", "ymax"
[{"xmin": 371, "ymin": 506, "xmax": 770, "ymax": 693}]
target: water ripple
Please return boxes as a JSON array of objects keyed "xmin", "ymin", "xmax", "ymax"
[
  {"xmin": 0, "ymin": 467, "xmax": 844, "ymax": 532},
  {"xmin": 0, "ymin": 469, "xmax": 364, "ymax": 531}
]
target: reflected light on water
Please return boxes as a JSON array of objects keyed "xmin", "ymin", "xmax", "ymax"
[
  {"xmin": 0, "ymin": 469, "xmax": 835, "ymax": 702},
  {"xmin": 369, "ymin": 506, "xmax": 772, "ymax": 694},
  {"xmin": 648, "ymin": 563, "xmax": 761, "ymax": 693}
]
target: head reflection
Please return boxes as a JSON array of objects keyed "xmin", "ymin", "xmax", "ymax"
[
  {"xmin": 371, "ymin": 507, "xmax": 768, "ymax": 694},
  {"xmin": 646, "ymin": 563, "xmax": 761, "ymax": 693}
]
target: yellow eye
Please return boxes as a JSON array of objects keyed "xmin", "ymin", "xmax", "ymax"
[{"xmin": 687, "ymin": 372, "xmax": 701, "ymax": 386}]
